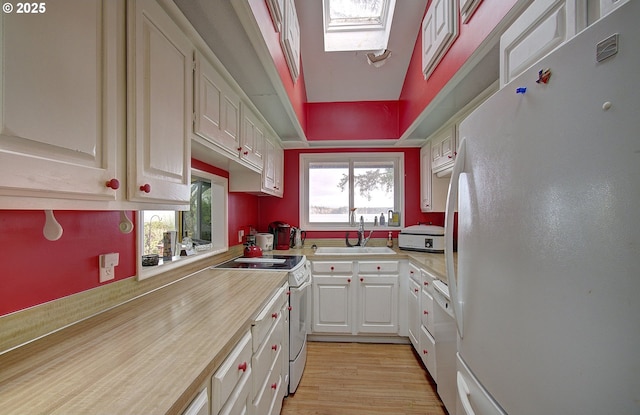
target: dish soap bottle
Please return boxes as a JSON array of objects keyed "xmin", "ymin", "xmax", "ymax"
[{"xmin": 386, "ymin": 231, "xmax": 393, "ymax": 248}]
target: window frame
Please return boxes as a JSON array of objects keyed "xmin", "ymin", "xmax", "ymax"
[
  {"xmin": 137, "ymin": 168, "xmax": 228, "ymax": 280},
  {"xmin": 322, "ymin": 0, "xmax": 396, "ymax": 52},
  {"xmin": 299, "ymin": 152, "xmax": 404, "ymax": 231}
]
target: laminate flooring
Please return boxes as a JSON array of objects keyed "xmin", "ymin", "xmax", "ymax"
[{"xmin": 281, "ymin": 341, "xmax": 448, "ymax": 415}]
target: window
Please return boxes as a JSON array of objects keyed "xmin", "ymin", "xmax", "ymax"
[
  {"xmin": 138, "ymin": 169, "xmax": 228, "ymax": 280},
  {"xmin": 300, "ymin": 153, "xmax": 403, "ymax": 230},
  {"xmin": 323, "ymin": 0, "xmax": 396, "ymax": 52}
]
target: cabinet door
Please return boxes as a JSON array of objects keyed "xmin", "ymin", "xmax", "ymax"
[
  {"xmin": 262, "ymin": 136, "xmax": 283, "ymax": 197},
  {"xmin": 431, "ymin": 124, "xmax": 457, "ymax": 174},
  {"xmin": 194, "ymin": 51, "xmax": 241, "ymax": 157},
  {"xmin": 421, "ymin": 0, "xmax": 458, "ymax": 79},
  {"xmin": 182, "ymin": 387, "xmax": 209, "ymax": 415},
  {"xmin": 459, "ymin": 0, "xmax": 482, "ymax": 23},
  {"xmin": 357, "ymin": 275, "xmax": 399, "ymax": 334},
  {"xmin": 600, "ymin": 0, "xmax": 626, "ymax": 16},
  {"xmin": 421, "ymin": 289, "xmax": 435, "ymax": 333},
  {"xmin": 128, "ymin": 0, "xmax": 191, "ymax": 205},
  {"xmin": 500, "ymin": 0, "xmax": 587, "ymax": 87},
  {"xmin": 312, "ymin": 275, "xmax": 353, "ymax": 333},
  {"xmin": 240, "ymin": 106, "xmax": 264, "ymax": 170},
  {"xmin": 407, "ymin": 277, "xmax": 421, "ymax": 349},
  {"xmin": 420, "ymin": 143, "xmax": 432, "ymax": 212},
  {"xmin": 419, "ymin": 325, "xmax": 437, "ymax": 381},
  {"xmin": 0, "ymin": 1, "xmax": 121, "ymax": 202}
]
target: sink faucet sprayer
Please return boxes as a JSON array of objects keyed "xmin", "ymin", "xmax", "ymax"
[{"xmin": 345, "ymin": 216, "xmax": 373, "ymax": 247}]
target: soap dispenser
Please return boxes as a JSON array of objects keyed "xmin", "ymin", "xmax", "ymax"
[{"xmin": 386, "ymin": 231, "xmax": 393, "ymax": 248}]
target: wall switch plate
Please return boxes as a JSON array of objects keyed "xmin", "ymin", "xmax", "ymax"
[
  {"xmin": 99, "ymin": 252, "xmax": 119, "ymax": 283},
  {"xmin": 238, "ymin": 229, "xmax": 244, "ymax": 243}
]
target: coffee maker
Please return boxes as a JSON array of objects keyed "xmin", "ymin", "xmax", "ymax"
[{"xmin": 268, "ymin": 221, "xmax": 291, "ymax": 250}]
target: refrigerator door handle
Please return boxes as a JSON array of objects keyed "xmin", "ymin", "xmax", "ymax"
[
  {"xmin": 445, "ymin": 137, "xmax": 465, "ymax": 338},
  {"xmin": 457, "ymin": 371, "xmax": 476, "ymax": 415}
]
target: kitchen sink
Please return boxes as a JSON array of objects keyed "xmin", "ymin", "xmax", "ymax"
[{"xmin": 314, "ymin": 247, "xmax": 396, "ymax": 255}]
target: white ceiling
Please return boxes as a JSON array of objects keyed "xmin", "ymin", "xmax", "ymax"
[{"xmin": 174, "ymin": 0, "xmax": 501, "ymax": 145}]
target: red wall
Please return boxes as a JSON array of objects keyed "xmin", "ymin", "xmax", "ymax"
[
  {"xmin": 251, "ymin": 0, "xmax": 518, "ymax": 140},
  {"xmin": 306, "ymin": 101, "xmax": 399, "ymax": 140},
  {"xmin": 257, "ymin": 148, "xmax": 445, "ymax": 238},
  {"xmin": 399, "ymin": 0, "xmax": 517, "ymax": 132},
  {"xmin": 0, "ymin": 210, "xmax": 137, "ymax": 316},
  {"xmin": 0, "ymin": 159, "xmax": 259, "ymax": 316},
  {"xmin": 248, "ymin": 0, "xmax": 307, "ymax": 133}
]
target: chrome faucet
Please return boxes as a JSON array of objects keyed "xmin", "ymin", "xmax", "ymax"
[{"xmin": 346, "ymin": 216, "xmax": 373, "ymax": 247}]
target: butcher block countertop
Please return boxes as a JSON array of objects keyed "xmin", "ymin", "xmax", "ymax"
[{"xmin": 0, "ymin": 268, "xmax": 288, "ymax": 415}]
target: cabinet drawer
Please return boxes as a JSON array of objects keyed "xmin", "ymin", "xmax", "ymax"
[
  {"xmin": 253, "ymin": 365, "xmax": 282, "ymax": 415},
  {"xmin": 408, "ymin": 263, "xmax": 421, "ymax": 283},
  {"xmin": 421, "ymin": 269, "xmax": 436, "ymax": 294},
  {"xmin": 358, "ymin": 261, "xmax": 398, "ymax": 273},
  {"xmin": 212, "ymin": 331, "xmax": 252, "ymax": 415},
  {"xmin": 218, "ymin": 365, "xmax": 251, "ymax": 415},
  {"xmin": 252, "ymin": 311, "xmax": 284, "ymax": 393},
  {"xmin": 252, "ymin": 284, "xmax": 287, "ymax": 352},
  {"xmin": 419, "ymin": 325, "xmax": 437, "ymax": 382},
  {"xmin": 182, "ymin": 387, "xmax": 209, "ymax": 415},
  {"xmin": 421, "ymin": 289, "xmax": 434, "ymax": 332},
  {"xmin": 312, "ymin": 261, "xmax": 353, "ymax": 273}
]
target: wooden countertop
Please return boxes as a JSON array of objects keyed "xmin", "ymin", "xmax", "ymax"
[{"xmin": 0, "ymin": 268, "xmax": 288, "ymax": 415}]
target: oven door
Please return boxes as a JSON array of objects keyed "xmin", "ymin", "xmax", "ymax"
[{"xmin": 289, "ymin": 278, "xmax": 311, "ymax": 360}]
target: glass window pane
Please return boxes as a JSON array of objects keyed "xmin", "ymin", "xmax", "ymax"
[
  {"xmin": 142, "ymin": 211, "xmax": 177, "ymax": 256},
  {"xmin": 329, "ymin": 0, "xmax": 384, "ymax": 22},
  {"xmin": 353, "ymin": 160, "xmax": 394, "ymax": 223},
  {"xmin": 183, "ymin": 176, "xmax": 212, "ymax": 244},
  {"xmin": 308, "ymin": 161, "xmax": 350, "ymax": 223}
]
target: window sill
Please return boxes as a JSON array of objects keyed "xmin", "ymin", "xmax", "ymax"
[{"xmin": 137, "ymin": 246, "xmax": 228, "ymax": 281}]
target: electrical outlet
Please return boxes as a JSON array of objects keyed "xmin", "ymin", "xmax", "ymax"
[
  {"xmin": 99, "ymin": 252, "xmax": 119, "ymax": 283},
  {"xmin": 238, "ymin": 229, "xmax": 245, "ymax": 243}
]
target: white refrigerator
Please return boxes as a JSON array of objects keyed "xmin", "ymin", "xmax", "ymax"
[{"xmin": 445, "ymin": 2, "xmax": 640, "ymax": 414}]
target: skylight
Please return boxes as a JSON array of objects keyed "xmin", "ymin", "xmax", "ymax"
[{"xmin": 323, "ymin": 0, "xmax": 396, "ymax": 52}]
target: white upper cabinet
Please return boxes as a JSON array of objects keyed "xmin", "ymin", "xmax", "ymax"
[
  {"xmin": 600, "ymin": 0, "xmax": 627, "ymax": 17},
  {"xmin": 459, "ymin": 0, "xmax": 482, "ymax": 23},
  {"xmin": 194, "ymin": 51, "xmax": 242, "ymax": 158},
  {"xmin": 421, "ymin": 0, "xmax": 458, "ymax": 79},
  {"xmin": 0, "ymin": 0, "xmax": 122, "ymax": 205},
  {"xmin": 127, "ymin": 0, "xmax": 192, "ymax": 206},
  {"xmin": 420, "ymin": 143, "xmax": 432, "ymax": 212},
  {"xmin": 430, "ymin": 124, "xmax": 457, "ymax": 175},
  {"xmin": 281, "ymin": 0, "xmax": 300, "ymax": 82},
  {"xmin": 500, "ymin": 0, "xmax": 587, "ymax": 87},
  {"xmin": 262, "ymin": 136, "xmax": 284, "ymax": 197},
  {"xmin": 240, "ymin": 105, "xmax": 265, "ymax": 171}
]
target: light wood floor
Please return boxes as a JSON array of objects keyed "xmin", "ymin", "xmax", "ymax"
[{"xmin": 281, "ymin": 342, "xmax": 448, "ymax": 415}]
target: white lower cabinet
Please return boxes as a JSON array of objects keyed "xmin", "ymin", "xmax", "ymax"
[
  {"xmin": 250, "ymin": 283, "xmax": 288, "ymax": 415},
  {"xmin": 212, "ymin": 331, "xmax": 252, "ymax": 415},
  {"xmin": 419, "ymin": 324, "xmax": 437, "ymax": 382},
  {"xmin": 407, "ymin": 266, "xmax": 421, "ymax": 349},
  {"xmin": 312, "ymin": 260, "xmax": 399, "ymax": 335},
  {"xmin": 182, "ymin": 387, "xmax": 210, "ymax": 415}
]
